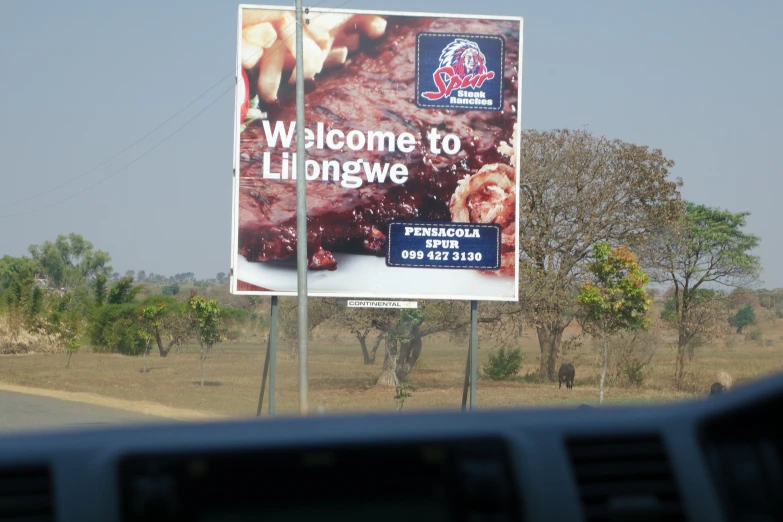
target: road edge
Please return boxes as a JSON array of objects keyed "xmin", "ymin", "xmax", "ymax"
[{"xmin": 0, "ymin": 382, "xmax": 224, "ymax": 421}]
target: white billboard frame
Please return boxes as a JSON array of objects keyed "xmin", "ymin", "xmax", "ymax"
[{"xmin": 230, "ymin": 5, "xmax": 523, "ymax": 302}]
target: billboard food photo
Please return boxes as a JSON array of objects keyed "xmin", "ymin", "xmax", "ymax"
[{"xmin": 231, "ymin": 5, "xmax": 522, "ymax": 301}]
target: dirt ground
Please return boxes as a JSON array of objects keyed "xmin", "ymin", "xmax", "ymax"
[{"xmin": 1, "ymin": 317, "xmax": 782, "ymax": 419}]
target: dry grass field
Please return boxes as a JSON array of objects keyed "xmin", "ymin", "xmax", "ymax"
[{"xmin": 1, "ymin": 313, "xmax": 782, "ymax": 419}]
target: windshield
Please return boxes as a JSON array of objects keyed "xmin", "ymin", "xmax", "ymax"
[{"xmin": 0, "ymin": 1, "xmax": 780, "ymax": 433}]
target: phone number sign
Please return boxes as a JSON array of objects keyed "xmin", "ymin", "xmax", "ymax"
[{"xmin": 385, "ymin": 221, "xmax": 501, "ymax": 270}]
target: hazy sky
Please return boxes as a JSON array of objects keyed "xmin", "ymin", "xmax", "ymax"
[{"xmin": 1, "ymin": 0, "xmax": 780, "ymax": 286}]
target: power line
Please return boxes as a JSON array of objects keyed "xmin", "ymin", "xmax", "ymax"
[
  {"xmin": 0, "ymin": 75, "xmax": 231, "ymax": 209},
  {"xmin": 0, "ymin": 0, "xmax": 345, "ymax": 208},
  {"xmin": 0, "ymin": 84, "xmax": 234, "ymax": 220}
]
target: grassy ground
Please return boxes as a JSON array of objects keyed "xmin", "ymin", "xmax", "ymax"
[{"xmin": 1, "ymin": 315, "xmax": 781, "ymax": 418}]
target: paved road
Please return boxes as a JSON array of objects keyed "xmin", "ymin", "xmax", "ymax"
[{"xmin": 0, "ymin": 391, "xmax": 164, "ymax": 433}]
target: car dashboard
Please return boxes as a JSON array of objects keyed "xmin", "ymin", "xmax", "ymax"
[{"xmin": 1, "ymin": 373, "xmax": 783, "ymax": 522}]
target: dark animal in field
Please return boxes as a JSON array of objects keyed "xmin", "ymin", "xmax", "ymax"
[
  {"xmin": 558, "ymin": 363, "xmax": 575, "ymax": 390},
  {"xmin": 709, "ymin": 382, "xmax": 725, "ymax": 397}
]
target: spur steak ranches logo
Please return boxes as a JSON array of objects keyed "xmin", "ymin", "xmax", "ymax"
[{"xmin": 416, "ymin": 32, "xmax": 504, "ymax": 111}]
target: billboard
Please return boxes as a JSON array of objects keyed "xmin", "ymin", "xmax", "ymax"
[{"xmin": 231, "ymin": 5, "xmax": 522, "ymax": 301}]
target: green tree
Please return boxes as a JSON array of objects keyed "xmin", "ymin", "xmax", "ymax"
[
  {"xmin": 138, "ymin": 303, "xmax": 168, "ymax": 372},
  {"xmin": 0, "ymin": 256, "xmax": 40, "ymax": 311},
  {"xmin": 162, "ymin": 283, "xmax": 180, "ymax": 296},
  {"xmin": 187, "ymin": 295, "xmax": 223, "ymax": 387},
  {"xmin": 578, "ymin": 243, "xmax": 651, "ymax": 404},
  {"xmin": 89, "ymin": 304, "xmax": 145, "ymax": 355},
  {"xmin": 139, "ymin": 295, "xmax": 189, "ymax": 357},
  {"xmin": 62, "ymin": 319, "xmax": 81, "ymax": 368},
  {"xmin": 728, "ymin": 305, "xmax": 756, "ymax": 334},
  {"xmin": 510, "ymin": 129, "xmax": 681, "ymax": 381},
  {"xmin": 28, "ymin": 234, "xmax": 111, "ymax": 288},
  {"xmin": 92, "ymin": 274, "xmax": 108, "ymax": 306},
  {"xmin": 108, "ymin": 276, "xmax": 143, "ymax": 304},
  {"xmin": 645, "ymin": 202, "xmax": 760, "ymax": 386}
]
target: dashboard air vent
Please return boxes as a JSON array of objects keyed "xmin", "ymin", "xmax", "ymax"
[
  {"xmin": 566, "ymin": 434, "xmax": 685, "ymax": 522},
  {"xmin": 0, "ymin": 466, "xmax": 54, "ymax": 522}
]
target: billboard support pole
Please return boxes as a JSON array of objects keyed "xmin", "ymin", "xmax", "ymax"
[
  {"xmin": 268, "ymin": 295, "xmax": 277, "ymax": 415},
  {"xmin": 294, "ymin": 0, "xmax": 309, "ymax": 416},
  {"xmin": 257, "ymin": 296, "xmax": 279, "ymax": 417},
  {"xmin": 461, "ymin": 348, "xmax": 470, "ymax": 412},
  {"xmin": 469, "ymin": 300, "xmax": 478, "ymax": 410}
]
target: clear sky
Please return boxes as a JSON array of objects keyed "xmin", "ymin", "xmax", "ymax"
[{"xmin": 1, "ymin": 0, "xmax": 780, "ymax": 286}]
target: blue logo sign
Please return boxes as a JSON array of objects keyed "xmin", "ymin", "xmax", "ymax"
[
  {"xmin": 386, "ymin": 221, "xmax": 501, "ymax": 270},
  {"xmin": 416, "ymin": 32, "xmax": 505, "ymax": 112}
]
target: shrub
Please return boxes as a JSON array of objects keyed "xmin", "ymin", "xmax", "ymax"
[
  {"xmin": 482, "ymin": 346, "xmax": 523, "ymax": 381},
  {"xmin": 89, "ymin": 304, "xmax": 145, "ymax": 355},
  {"xmin": 621, "ymin": 361, "xmax": 646, "ymax": 387},
  {"xmin": 745, "ymin": 327, "xmax": 763, "ymax": 345},
  {"xmin": 728, "ymin": 305, "xmax": 756, "ymax": 333},
  {"xmin": 162, "ymin": 284, "xmax": 180, "ymax": 296},
  {"xmin": 220, "ymin": 307, "xmax": 252, "ymax": 326},
  {"xmin": 686, "ymin": 334, "xmax": 705, "ymax": 360}
]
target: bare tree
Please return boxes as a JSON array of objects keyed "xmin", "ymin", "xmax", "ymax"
[{"xmin": 510, "ymin": 128, "xmax": 681, "ymax": 380}]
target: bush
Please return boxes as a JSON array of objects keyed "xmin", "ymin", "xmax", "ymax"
[
  {"xmin": 620, "ymin": 361, "xmax": 646, "ymax": 387},
  {"xmin": 745, "ymin": 327, "xmax": 763, "ymax": 345},
  {"xmin": 482, "ymin": 346, "xmax": 523, "ymax": 380},
  {"xmin": 162, "ymin": 284, "xmax": 180, "ymax": 296},
  {"xmin": 686, "ymin": 334, "xmax": 705, "ymax": 360},
  {"xmin": 89, "ymin": 304, "xmax": 145, "ymax": 355},
  {"xmin": 220, "ymin": 307, "xmax": 252, "ymax": 326}
]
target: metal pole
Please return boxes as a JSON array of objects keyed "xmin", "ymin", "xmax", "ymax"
[
  {"xmin": 469, "ymin": 300, "xmax": 478, "ymax": 410},
  {"xmin": 294, "ymin": 0, "xmax": 309, "ymax": 416},
  {"xmin": 461, "ymin": 348, "xmax": 470, "ymax": 412},
  {"xmin": 256, "ymin": 331, "xmax": 270, "ymax": 417},
  {"xmin": 255, "ymin": 296, "xmax": 278, "ymax": 416},
  {"xmin": 268, "ymin": 295, "xmax": 278, "ymax": 415}
]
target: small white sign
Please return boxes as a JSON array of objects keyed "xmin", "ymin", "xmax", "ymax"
[{"xmin": 347, "ymin": 300, "xmax": 418, "ymax": 309}]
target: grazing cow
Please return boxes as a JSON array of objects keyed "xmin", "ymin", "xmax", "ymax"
[
  {"xmin": 709, "ymin": 382, "xmax": 725, "ymax": 397},
  {"xmin": 558, "ymin": 363, "xmax": 575, "ymax": 390}
]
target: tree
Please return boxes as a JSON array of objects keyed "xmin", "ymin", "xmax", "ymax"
[
  {"xmin": 125, "ymin": 270, "xmax": 135, "ymax": 280},
  {"xmin": 137, "ymin": 270, "xmax": 147, "ymax": 282},
  {"xmin": 28, "ymin": 234, "xmax": 111, "ymax": 288},
  {"xmin": 511, "ymin": 129, "xmax": 681, "ymax": 380},
  {"xmin": 138, "ymin": 303, "xmax": 167, "ymax": 371},
  {"xmin": 277, "ymin": 298, "xmax": 494, "ymax": 385},
  {"xmin": 187, "ymin": 295, "xmax": 223, "ymax": 387},
  {"xmin": 578, "ymin": 243, "xmax": 651, "ymax": 404},
  {"xmin": 62, "ymin": 320, "xmax": 81, "ymax": 368},
  {"xmin": 89, "ymin": 304, "xmax": 145, "ymax": 355},
  {"xmin": 370, "ymin": 302, "xmax": 496, "ymax": 387},
  {"xmin": 729, "ymin": 305, "xmax": 756, "ymax": 334},
  {"xmin": 216, "ymin": 272, "xmax": 227, "ymax": 284},
  {"xmin": 137, "ymin": 296, "xmax": 189, "ymax": 357},
  {"xmin": 92, "ymin": 274, "xmax": 107, "ymax": 306},
  {"xmin": 645, "ymin": 201, "xmax": 761, "ymax": 386},
  {"xmin": 108, "ymin": 277, "xmax": 143, "ymax": 304},
  {"xmin": 0, "ymin": 256, "xmax": 40, "ymax": 315},
  {"xmin": 162, "ymin": 283, "xmax": 180, "ymax": 296}
]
